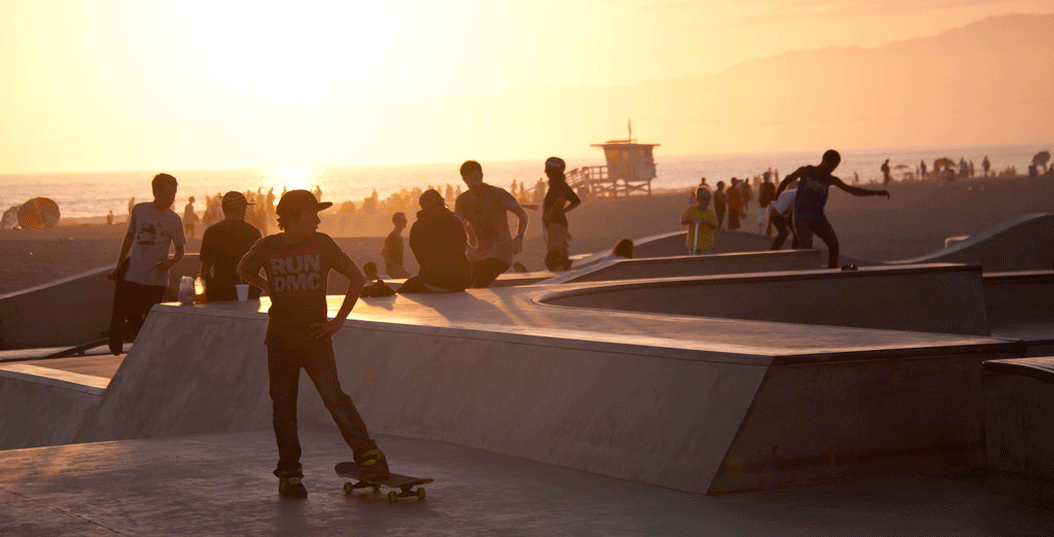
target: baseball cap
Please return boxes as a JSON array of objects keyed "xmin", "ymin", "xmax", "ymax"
[
  {"xmin": 221, "ymin": 191, "xmax": 253, "ymax": 212},
  {"xmin": 544, "ymin": 156, "xmax": 566, "ymax": 172},
  {"xmin": 276, "ymin": 189, "xmax": 333, "ymax": 215}
]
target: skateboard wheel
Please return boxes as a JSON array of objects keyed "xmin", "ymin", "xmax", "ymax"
[
  {"xmin": 416, "ymin": 488, "xmax": 426, "ymax": 501},
  {"xmin": 343, "ymin": 482, "xmax": 353, "ymax": 495},
  {"xmin": 388, "ymin": 491, "xmax": 399, "ymax": 504}
]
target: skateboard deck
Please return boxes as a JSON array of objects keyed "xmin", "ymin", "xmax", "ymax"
[
  {"xmin": 334, "ymin": 461, "xmax": 433, "ymax": 503},
  {"xmin": 107, "ymin": 259, "xmax": 130, "ymax": 356}
]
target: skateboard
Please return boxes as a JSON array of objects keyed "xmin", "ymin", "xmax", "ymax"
[
  {"xmin": 334, "ymin": 461, "xmax": 433, "ymax": 504},
  {"xmin": 107, "ymin": 258, "xmax": 130, "ymax": 355}
]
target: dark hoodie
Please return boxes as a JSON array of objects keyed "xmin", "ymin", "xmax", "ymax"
[{"xmin": 409, "ymin": 205, "xmax": 471, "ymax": 291}]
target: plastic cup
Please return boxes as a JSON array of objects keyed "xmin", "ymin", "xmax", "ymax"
[{"xmin": 236, "ymin": 284, "xmax": 249, "ymax": 302}]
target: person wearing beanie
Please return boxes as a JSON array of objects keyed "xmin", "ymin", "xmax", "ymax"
[{"xmin": 399, "ymin": 189, "xmax": 471, "ymax": 294}]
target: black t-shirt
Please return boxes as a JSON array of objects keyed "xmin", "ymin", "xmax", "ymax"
[
  {"xmin": 200, "ymin": 219, "xmax": 262, "ymax": 301},
  {"xmin": 241, "ymin": 232, "xmax": 356, "ymax": 349},
  {"xmin": 543, "ymin": 180, "xmax": 580, "ymax": 226}
]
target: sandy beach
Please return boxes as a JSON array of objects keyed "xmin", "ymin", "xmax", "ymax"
[{"xmin": 2, "ymin": 174, "xmax": 1052, "ymax": 296}]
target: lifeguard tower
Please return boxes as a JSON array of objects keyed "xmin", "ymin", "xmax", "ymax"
[{"xmin": 567, "ymin": 120, "xmax": 659, "ymax": 197}]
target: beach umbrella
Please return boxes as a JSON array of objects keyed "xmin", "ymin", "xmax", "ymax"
[
  {"xmin": 893, "ymin": 164, "xmax": 910, "ymax": 169},
  {"xmin": 1, "ymin": 206, "xmax": 18, "ymax": 230},
  {"xmin": 934, "ymin": 157, "xmax": 955, "ymax": 170},
  {"xmin": 17, "ymin": 197, "xmax": 61, "ymax": 229},
  {"xmin": 1033, "ymin": 151, "xmax": 1050, "ymax": 168}
]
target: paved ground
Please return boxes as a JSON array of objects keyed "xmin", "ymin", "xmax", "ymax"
[{"xmin": 2, "ymin": 427, "xmax": 1053, "ymax": 536}]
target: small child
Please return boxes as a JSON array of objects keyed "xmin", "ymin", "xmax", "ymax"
[{"xmin": 680, "ymin": 188, "xmax": 719, "ymax": 255}]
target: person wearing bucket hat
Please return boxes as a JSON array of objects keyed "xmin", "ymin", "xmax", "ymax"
[
  {"xmin": 238, "ymin": 189, "xmax": 390, "ymax": 498},
  {"xmin": 542, "ymin": 156, "xmax": 580, "ymax": 271},
  {"xmin": 199, "ymin": 191, "xmax": 262, "ymax": 302},
  {"xmin": 454, "ymin": 160, "xmax": 528, "ymax": 287},
  {"xmin": 399, "ymin": 189, "xmax": 470, "ymax": 294}
]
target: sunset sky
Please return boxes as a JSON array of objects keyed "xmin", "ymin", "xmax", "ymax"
[{"xmin": 1, "ymin": 0, "xmax": 1050, "ymax": 174}]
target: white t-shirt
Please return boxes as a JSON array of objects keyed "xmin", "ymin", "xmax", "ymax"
[
  {"xmin": 125, "ymin": 202, "xmax": 186, "ymax": 286},
  {"xmin": 769, "ymin": 188, "xmax": 798, "ymax": 218}
]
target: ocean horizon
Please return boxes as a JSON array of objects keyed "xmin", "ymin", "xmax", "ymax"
[{"xmin": 1, "ymin": 143, "xmax": 1049, "ymax": 219}]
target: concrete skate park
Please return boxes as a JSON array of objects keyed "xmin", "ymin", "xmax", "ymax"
[{"xmin": 3, "ymin": 215, "xmax": 1054, "ymax": 534}]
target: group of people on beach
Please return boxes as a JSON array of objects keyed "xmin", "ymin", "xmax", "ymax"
[
  {"xmin": 681, "ymin": 150, "xmax": 890, "ymax": 268},
  {"xmin": 107, "ymin": 156, "xmax": 581, "ymax": 498}
]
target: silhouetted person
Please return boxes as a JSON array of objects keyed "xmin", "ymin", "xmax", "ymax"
[
  {"xmin": 881, "ymin": 159, "xmax": 891, "ymax": 185},
  {"xmin": 455, "ymin": 160, "xmax": 528, "ymax": 287},
  {"xmin": 381, "ymin": 212, "xmax": 411, "ymax": 279},
  {"xmin": 726, "ymin": 178, "xmax": 742, "ymax": 230},
  {"xmin": 360, "ymin": 261, "xmax": 395, "ymax": 297},
  {"xmin": 108, "ymin": 173, "xmax": 186, "ymax": 350},
  {"xmin": 199, "ymin": 191, "xmax": 262, "ymax": 301},
  {"xmin": 758, "ymin": 175, "xmax": 776, "ymax": 234},
  {"xmin": 920, "ymin": 160, "xmax": 927, "ymax": 180},
  {"xmin": 237, "ymin": 189, "xmax": 389, "ymax": 499},
  {"xmin": 776, "ymin": 150, "xmax": 889, "ymax": 268},
  {"xmin": 713, "ymin": 181, "xmax": 727, "ymax": 229},
  {"xmin": 542, "ymin": 157, "xmax": 581, "ymax": 272},
  {"xmin": 400, "ymin": 189, "xmax": 470, "ymax": 294},
  {"xmin": 768, "ymin": 181, "xmax": 799, "ymax": 250},
  {"xmin": 183, "ymin": 196, "xmax": 199, "ymax": 239},
  {"xmin": 983, "ymin": 155, "xmax": 991, "ymax": 177},
  {"xmin": 612, "ymin": 238, "xmax": 634, "ymax": 259}
]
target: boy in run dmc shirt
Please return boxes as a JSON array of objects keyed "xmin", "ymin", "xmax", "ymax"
[{"xmin": 237, "ymin": 189, "xmax": 389, "ymax": 498}]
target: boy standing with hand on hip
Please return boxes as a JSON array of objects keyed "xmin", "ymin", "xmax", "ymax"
[{"xmin": 238, "ymin": 189, "xmax": 389, "ymax": 498}]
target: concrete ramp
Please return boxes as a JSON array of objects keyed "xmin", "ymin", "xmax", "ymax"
[
  {"xmin": 0, "ymin": 254, "xmax": 203, "ymax": 350},
  {"xmin": 573, "ymin": 230, "xmax": 777, "ymax": 269},
  {"xmin": 889, "ymin": 213, "xmax": 1054, "ymax": 272},
  {"xmin": 4, "ymin": 286, "xmax": 1020, "ymax": 495},
  {"xmin": 545, "ymin": 249, "xmax": 824, "ymax": 285},
  {"xmin": 542, "ymin": 263, "xmax": 990, "ymax": 336}
]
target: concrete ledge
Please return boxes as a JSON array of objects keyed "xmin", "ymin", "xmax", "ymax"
[
  {"xmin": 545, "ymin": 249, "xmax": 824, "ymax": 285},
  {"xmin": 0, "ymin": 363, "xmax": 109, "ymax": 394},
  {"xmin": 890, "ymin": 213, "xmax": 1054, "ymax": 272},
  {"xmin": 0, "ymin": 364, "xmax": 106, "ymax": 450},
  {"xmin": 35, "ymin": 293, "xmax": 1017, "ymax": 494},
  {"xmin": 984, "ymin": 357, "xmax": 1054, "ymax": 496},
  {"xmin": 540, "ymin": 263, "xmax": 990, "ymax": 336}
]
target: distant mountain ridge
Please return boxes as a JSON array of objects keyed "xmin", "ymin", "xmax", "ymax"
[{"xmin": 362, "ymin": 12, "xmax": 1053, "ymax": 163}]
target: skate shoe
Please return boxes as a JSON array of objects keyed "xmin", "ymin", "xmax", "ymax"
[
  {"xmin": 357, "ymin": 448, "xmax": 390, "ymax": 479},
  {"xmin": 278, "ymin": 475, "xmax": 307, "ymax": 498}
]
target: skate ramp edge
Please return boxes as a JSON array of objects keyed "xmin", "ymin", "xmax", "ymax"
[
  {"xmin": 49, "ymin": 297, "xmax": 1016, "ymax": 494},
  {"xmin": 889, "ymin": 213, "xmax": 1054, "ymax": 272},
  {"xmin": 541, "ymin": 263, "xmax": 990, "ymax": 336},
  {"xmin": 545, "ymin": 249, "xmax": 824, "ymax": 285},
  {"xmin": 0, "ymin": 363, "xmax": 107, "ymax": 449}
]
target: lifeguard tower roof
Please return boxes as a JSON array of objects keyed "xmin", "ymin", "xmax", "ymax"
[{"xmin": 565, "ymin": 120, "xmax": 661, "ymax": 197}]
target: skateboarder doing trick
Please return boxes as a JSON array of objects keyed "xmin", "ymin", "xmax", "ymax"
[
  {"xmin": 237, "ymin": 189, "xmax": 389, "ymax": 498},
  {"xmin": 775, "ymin": 150, "xmax": 889, "ymax": 269}
]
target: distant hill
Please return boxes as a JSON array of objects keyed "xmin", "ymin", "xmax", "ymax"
[{"xmin": 382, "ymin": 12, "xmax": 1054, "ymax": 161}]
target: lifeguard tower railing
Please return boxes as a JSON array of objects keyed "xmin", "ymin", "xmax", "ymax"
[{"xmin": 565, "ymin": 165, "xmax": 653, "ymax": 198}]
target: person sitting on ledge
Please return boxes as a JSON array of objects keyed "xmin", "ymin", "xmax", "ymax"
[{"xmin": 399, "ymin": 189, "xmax": 471, "ymax": 294}]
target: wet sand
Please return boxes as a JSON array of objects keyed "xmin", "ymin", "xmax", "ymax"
[{"xmin": 2, "ymin": 174, "xmax": 1052, "ymax": 295}]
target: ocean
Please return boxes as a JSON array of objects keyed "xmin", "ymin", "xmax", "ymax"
[{"xmin": 0, "ymin": 143, "xmax": 1047, "ymax": 219}]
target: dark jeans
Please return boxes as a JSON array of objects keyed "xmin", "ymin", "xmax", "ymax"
[
  {"xmin": 470, "ymin": 258, "xmax": 511, "ymax": 288},
  {"xmin": 795, "ymin": 217, "xmax": 839, "ymax": 268},
  {"xmin": 267, "ymin": 344, "xmax": 376, "ymax": 476},
  {"xmin": 769, "ymin": 213, "xmax": 799, "ymax": 251},
  {"xmin": 119, "ymin": 281, "xmax": 166, "ymax": 339}
]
